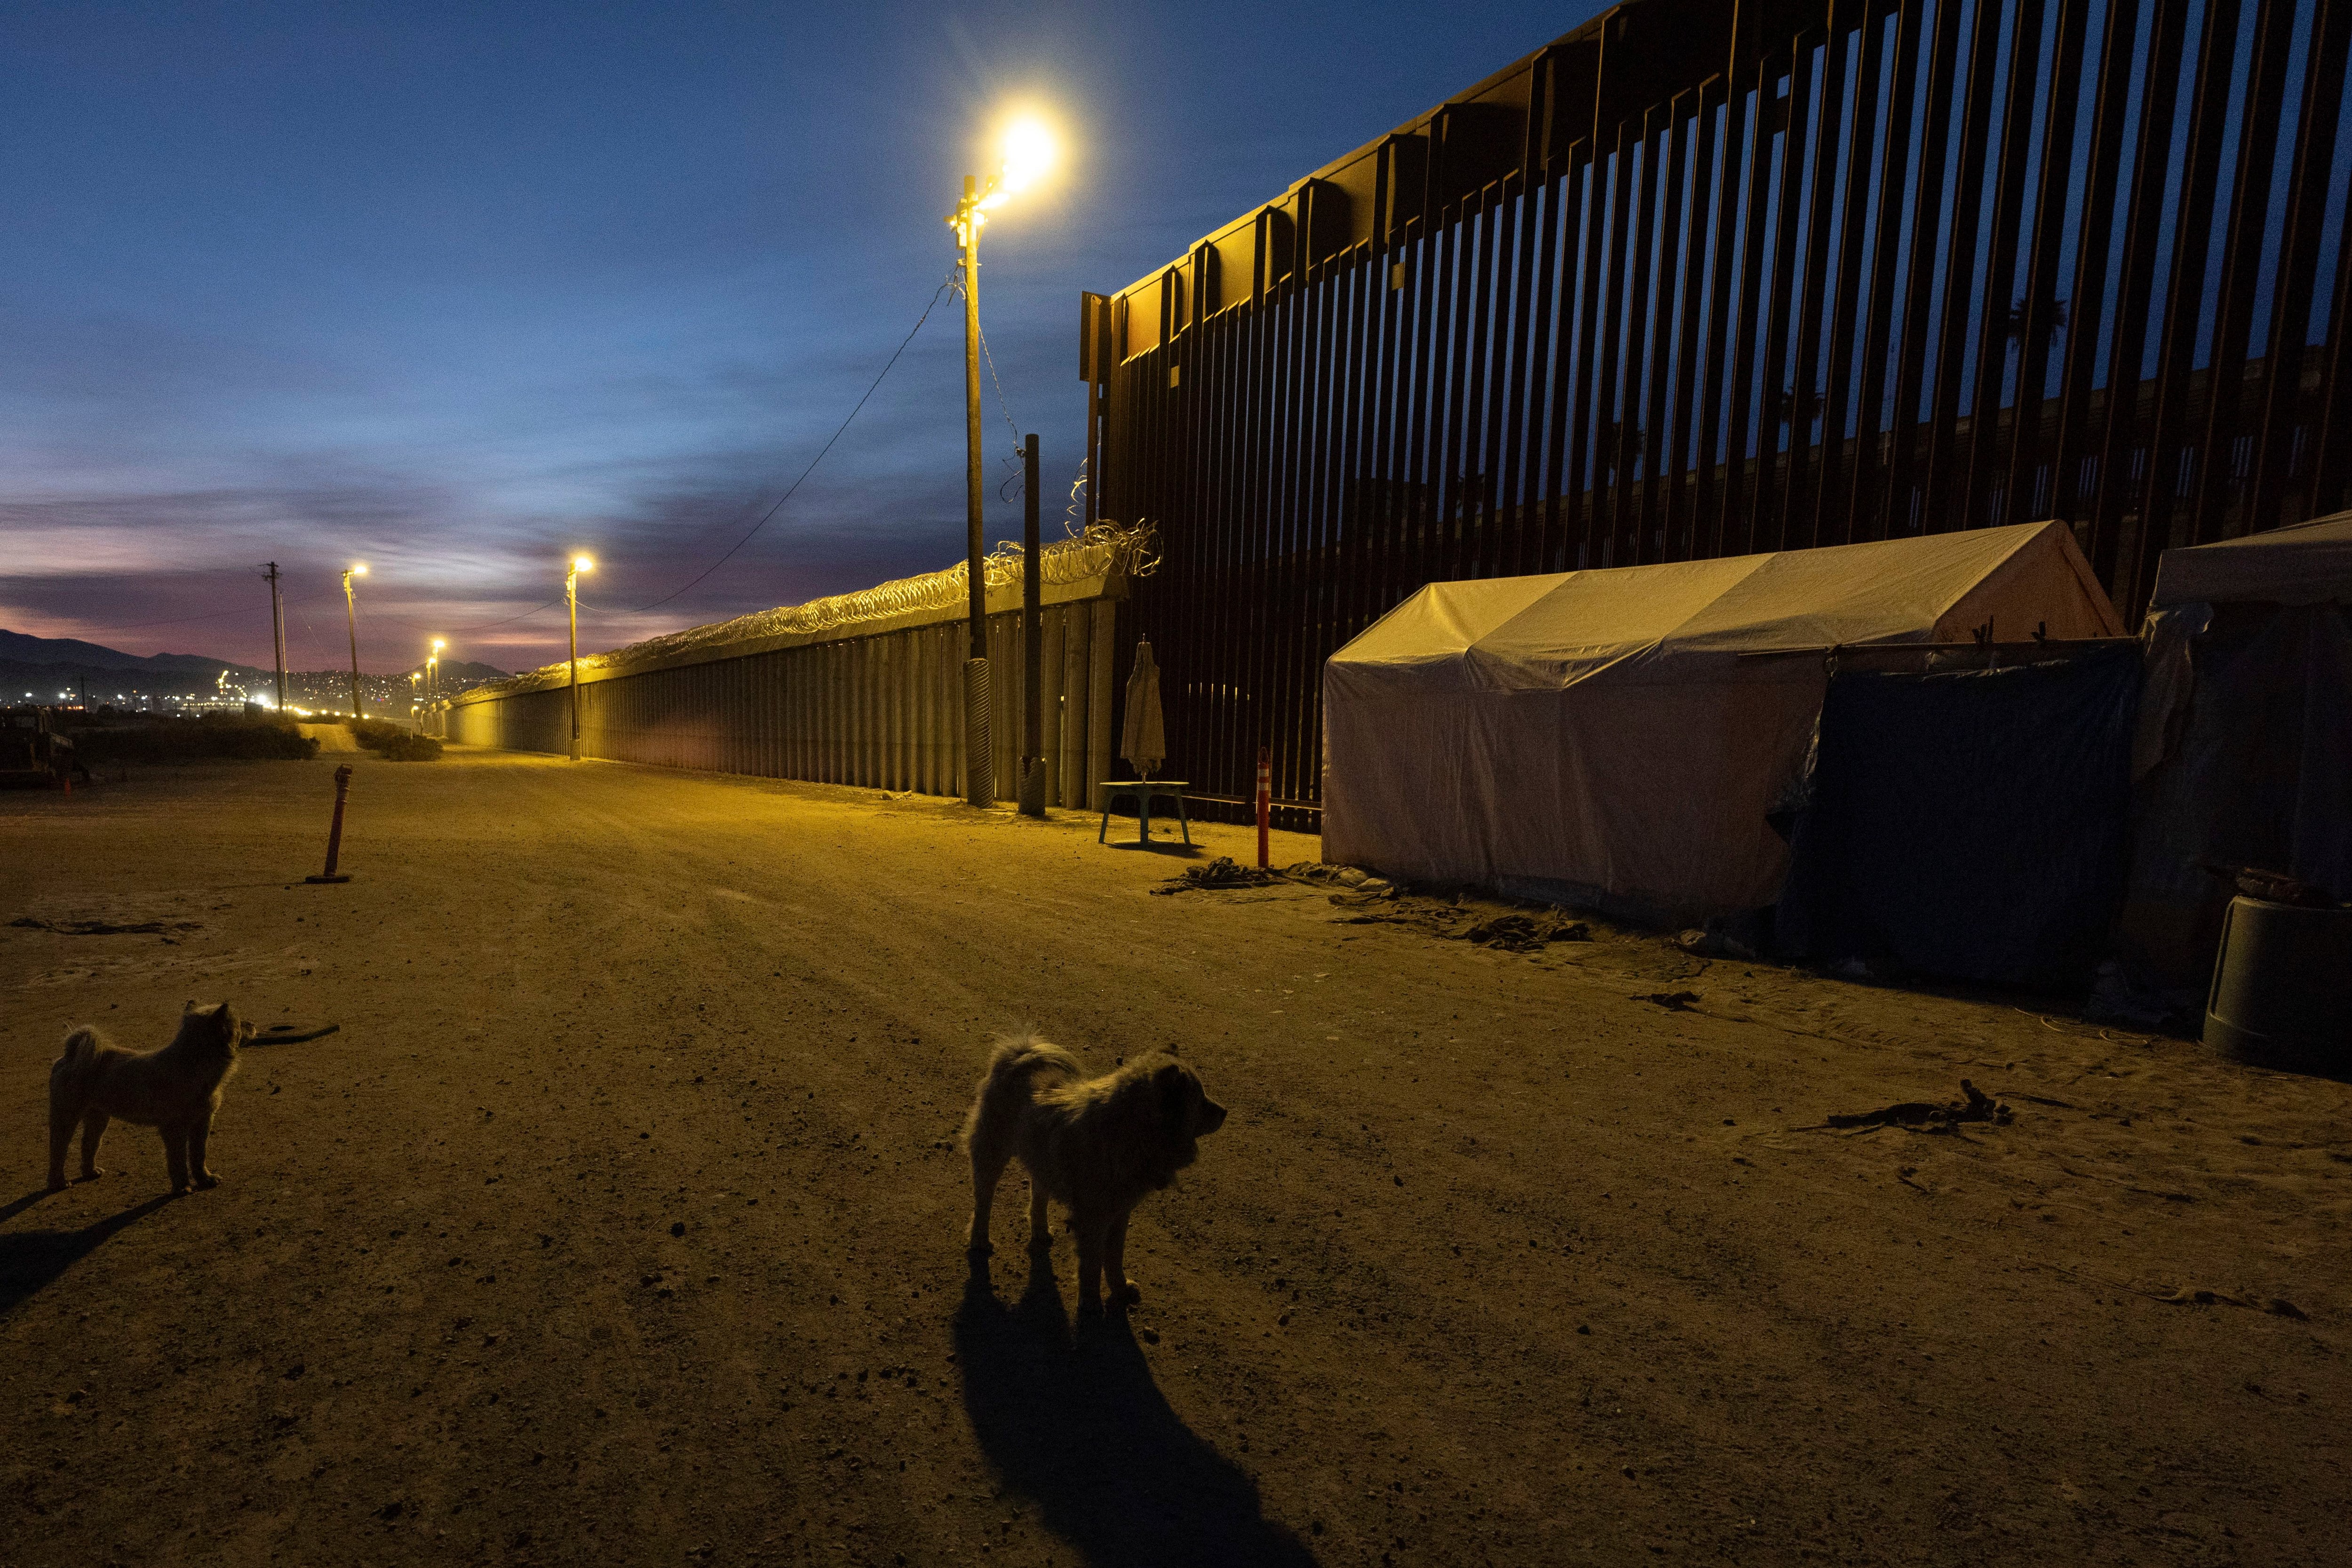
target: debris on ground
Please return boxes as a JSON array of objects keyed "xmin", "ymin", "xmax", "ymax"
[
  {"xmin": 9, "ymin": 914, "xmax": 200, "ymax": 936},
  {"xmin": 1331, "ymin": 894, "xmax": 1591, "ymax": 951},
  {"xmin": 1814, "ymin": 1079, "xmax": 2012, "ymax": 1133},
  {"xmin": 1461, "ymin": 912, "xmax": 1593, "ymax": 952},
  {"xmin": 2065, "ymin": 1268, "xmax": 2312, "ymax": 1319},
  {"xmin": 254, "ymin": 1022, "xmax": 342, "ymax": 1045},
  {"xmin": 2134, "ymin": 1286, "xmax": 2309, "ymax": 1319},
  {"xmin": 1677, "ymin": 923, "xmax": 1763, "ymax": 961},
  {"xmin": 1637, "ymin": 990, "xmax": 1701, "ymax": 1011},
  {"xmin": 1151, "ymin": 856, "xmax": 1283, "ymax": 893},
  {"xmin": 1281, "ymin": 862, "xmax": 1396, "ymax": 897}
]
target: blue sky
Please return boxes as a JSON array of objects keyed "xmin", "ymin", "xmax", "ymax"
[{"xmin": 0, "ymin": 0, "xmax": 1597, "ymax": 673}]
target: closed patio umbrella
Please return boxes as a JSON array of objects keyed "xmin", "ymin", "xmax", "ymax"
[{"xmin": 1120, "ymin": 637, "xmax": 1166, "ymax": 779}]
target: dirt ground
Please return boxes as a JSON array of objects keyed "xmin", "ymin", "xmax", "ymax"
[{"xmin": 4, "ymin": 749, "xmax": 2346, "ymax": 1567}]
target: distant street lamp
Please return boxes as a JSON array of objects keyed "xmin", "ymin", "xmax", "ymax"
[
  {"xmin": 946, "ymin": 115, "xmax": 1057, "ymax": 809},
  {"xmin": 567, "ymin": 556, "xmax": 593, "ymax": 761},
  {"xmin": 341, "ymin": 564, "xmax": 369, "ymax": 719},
  {"xmin": 428, "ymin": 638, "xmax": 445, "ymax": 737},
  {"xmin": 409, "ymin": 671, "xmax": 421, "ymax": 733}
]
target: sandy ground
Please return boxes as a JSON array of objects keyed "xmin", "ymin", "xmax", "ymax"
[{"xmin": 3, "ymin": 750, "xmax": 2347, "ymax": 1568}]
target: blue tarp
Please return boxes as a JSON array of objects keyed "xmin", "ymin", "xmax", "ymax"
[{"xmin": 1774, "ymin": 645, "xmax": 2143, "ymax": 990}]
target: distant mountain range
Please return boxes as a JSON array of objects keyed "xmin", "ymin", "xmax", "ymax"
[
  {"xmin": 0, "ymin": 628, "xmax": 271, "ymax": 681},
  {"xmin": 0, "ymin": 628, "xmax": 506, "ymax": 703}
]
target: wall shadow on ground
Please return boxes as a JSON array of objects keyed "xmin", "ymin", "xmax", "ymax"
[
  {"xmin": 954, "ymin": 1253, "xmax": 1317, "ymax": 1568},
  {"xmin": 0, "ymin": 1193, "xmax": 174, "ymax": 1317}
]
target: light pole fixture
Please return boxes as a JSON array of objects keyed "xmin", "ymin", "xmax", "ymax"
[
  {"xmin": 946, "ymin": 114, "xmax": 1057, "ymax": 809},
  {"xmin": 567, "ymin": 556, "xmax": 593, "ymax": 761},
  {"xmin": 341, "ymin": 564, "xmax": 368, "ymax": 719}
]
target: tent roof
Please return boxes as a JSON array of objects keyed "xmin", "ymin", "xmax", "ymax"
[
  {"xmin": 1332, "ymin": 521, "xmax": 2122, "ymax": 689},
  {"xmin": 2149, "ymin": 510, "xmax": 2352, "ymax": 608}
]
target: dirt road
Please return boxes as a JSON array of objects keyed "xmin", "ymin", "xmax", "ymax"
[{"xmin": 4, "ymin": 751, "xmax": 2345, "ymax": 1566}]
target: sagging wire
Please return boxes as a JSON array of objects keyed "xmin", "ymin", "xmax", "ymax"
[
  {"xmin": 633, "ymin": 267, "xmax": 961, "ymax": 615},
  {"xmin": 966, "ymin": 297, "xmax": 1027, "ymax": 503}
]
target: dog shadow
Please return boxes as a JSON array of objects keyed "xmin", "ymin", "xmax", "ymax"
[
  {"xmin": 0, "ymin": 1192, "xmax": 174, "ymax": 1318},
  {"xmin": 954, "ymin": 1253, "xmax": 1319, "ymax": 1568}
]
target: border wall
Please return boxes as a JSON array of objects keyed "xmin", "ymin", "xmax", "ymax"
[
  {"xmin": 1083, "ymin": 0, "xmax": 2352, "ymax": 821},
  {"xmin": 445, "ymin": 531, "xmax": 1142, "ymax": 809}
]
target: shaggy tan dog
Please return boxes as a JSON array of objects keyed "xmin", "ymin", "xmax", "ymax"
[
  {"xmin": 962, "ymin": 1033, "xmax": 1226, "ymax": 1313},
  {"xmin": 47, "ymin": 1002, "xmax": 252, "ymax": 1195}
]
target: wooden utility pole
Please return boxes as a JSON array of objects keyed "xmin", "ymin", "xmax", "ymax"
[
  {"xmin": 956, "ymin": 174, "xmax": 993, "ymax": 808},
  {"xmin": 264, "ymin": 562, "xmax": 287, "ymax": 712}
]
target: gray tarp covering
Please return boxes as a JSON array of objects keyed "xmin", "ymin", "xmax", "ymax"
[
  {"xmin": 2121, "ymin": 512, "xmax": 2352, "ymax": 989},
  {"xmin": 1322, "ymin": 521, "xmax": 2123, "ymax": 924}
]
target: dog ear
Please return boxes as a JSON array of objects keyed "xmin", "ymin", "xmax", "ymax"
[{"xmin": 1153, "ymin": 1061, "xmax": 1194, "ymax": 1118}]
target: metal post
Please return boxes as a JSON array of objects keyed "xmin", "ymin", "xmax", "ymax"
[
  {"xmin": 1019, "ymin": 432, "xmax": 1044, "ymax": 816},
  {"xmin": 342, "ymin": 570, "xmax": 362, "ymax": 720},
  {"xmin": 567, "ymin": 565, "xmax": 582, "ymax": 762},
  {"xmin": 960, "ymin": 174, "xmax": 993, "ymax": 807},
  {"xmin": 265, "ymin": 562, "xmax": 286, "ymax": 713},
  {"xmin": 1256, "ymin": 746, "xmax": 1271, "ymax": 869},
  {"xmin": 305, "ymin": 764, "xmax": 355, "ymax": 883}
]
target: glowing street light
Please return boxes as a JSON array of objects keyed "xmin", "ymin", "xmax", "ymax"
[
  {"xmin": 341, "ymin": 564, "xmax": 369, "ymax": 719},
  {"xmin": 428, "ymin": 638, "xmax": 446, "ymax": 737},
  {"xmin": 567, "ymin": 556, "xmax": 594, "ymax": 761},
  {"xmin": 946, "ymin": 113, "xmax": 1058, "ymax": 808}
]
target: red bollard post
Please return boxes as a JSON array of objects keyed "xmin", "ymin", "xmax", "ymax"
[
  {"xmin": 306, "ymin": 764, "xmax": 354, "ymax": 884},
  {"xmin": 1255, "ymin": 745, "xmax": 1271, "ymax": 870}
]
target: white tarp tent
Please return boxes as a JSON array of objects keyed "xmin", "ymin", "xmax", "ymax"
[
  {"xmin": 2148, "ymin": 509, "xmax": 2352, "ymax": 607},
  {"xmin": 1322, "ymin": 520, "xmax": 2125, "ymax": 924}
]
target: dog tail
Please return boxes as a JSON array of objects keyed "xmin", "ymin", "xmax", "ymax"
[
  {"xmin": 958, "ymin": 1031, "xmax": 1081, "ymax": 1155},
  {"xmin": 52, "ymin": 1026, "xmax": 106, "ymax": 1087}
]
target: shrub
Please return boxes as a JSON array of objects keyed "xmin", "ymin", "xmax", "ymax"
[
  {"xmin": 347, "ymin": 718, "xmax": 441, "ymax": 761},
  {"xmin": 71, "ymin": 714, "xmax": 318, "ymax": 764}
]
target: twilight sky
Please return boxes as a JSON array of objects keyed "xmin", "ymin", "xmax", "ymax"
[{"xmin": 1, "ymin": 0, "xmax": 1600, "ymax": 674}]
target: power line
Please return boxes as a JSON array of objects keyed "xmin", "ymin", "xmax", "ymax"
[{"xmin": 633, "ymin": 269, "xmax": 961, "ymax": 615}]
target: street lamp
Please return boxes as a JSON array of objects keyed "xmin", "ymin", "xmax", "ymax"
[
  {"xmin": 408, "ymin": 671, "xmax": 421, "ymax": 733},
  {"xmin": 428, "ymin": 638, "xmax": 445, "ymax": 737},
  {"xmin": 567, "ymin": 556, "xmax": 593, "ymax": 761},
  {"xmin": 341, "ymin": 564, "xmax": 369, "ymax": 719},
  {"xmin": 946, "ymin": 114, "xmax": 1057, "ymax": 809}
]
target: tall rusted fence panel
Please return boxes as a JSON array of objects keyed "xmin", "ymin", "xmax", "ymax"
[{"xmin": 1092, "ymin": 0, "xmax": 2352, "ymax": 822}]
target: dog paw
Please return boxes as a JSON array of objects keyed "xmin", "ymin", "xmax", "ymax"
[
  {"xmin": 76, "ymin": 1168, "xmax": 104, "ymax": 1184},
  {"xmin": 170, "ymin": 1183, "xmax": 191, "ymax": 1196},
  {"xmin": 1109, "ymin": 1281, "xmax": 1142, "ymax": 1309},
  {"xmin": 46, "ymin": 1176, "xmax": 67, "ymax": 1194},
  {"xmin": 194, "ymin": 1174, "xmax": 220, "ymax": 1190}
]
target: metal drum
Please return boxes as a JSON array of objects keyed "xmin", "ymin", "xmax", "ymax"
[{"xmin": 2204, "ymin": 896, "xmax": 2352, "ymax": 1071}]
